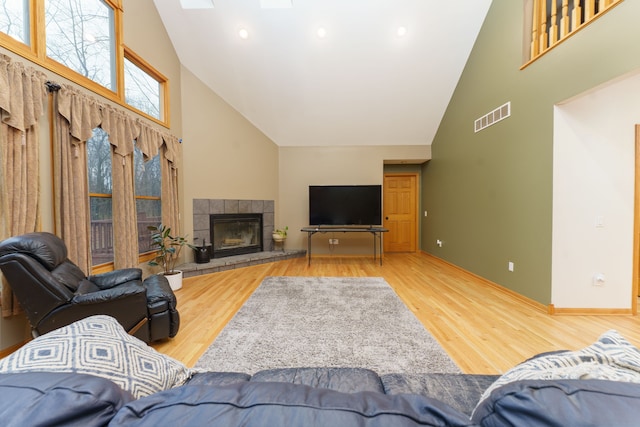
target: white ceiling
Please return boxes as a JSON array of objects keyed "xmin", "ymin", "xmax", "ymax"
[{"xmin": 153, "ymin": 0, "xmax": 492, "ymax": 147}]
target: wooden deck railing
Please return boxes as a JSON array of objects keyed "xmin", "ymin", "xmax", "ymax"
[
  {"xmin": 90, "ymin": 218, "xmax": 159, "ymax": 265},
  {"xmin": 530, "ymin": 0, "xmax": 622, "ymax": 61}
]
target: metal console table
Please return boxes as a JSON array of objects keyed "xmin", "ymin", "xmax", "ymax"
[{"xmin": 300, "ymin": 226, "xmax": 389, "ymax": 266}]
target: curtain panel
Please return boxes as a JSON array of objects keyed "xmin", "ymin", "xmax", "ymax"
[
  {"xmin": 161, "ymin": 134, "xmax": 181, "ymax": 236},
  {"xmin": 52, "ymin": 86, "xmax": 101, "ymax": 274},
  {"xmin": 101, "ymin": 106, "xmax": 139, "ymax": 268},
  {"xmin": 137, "ymin": 124, "xmax": 180, "ymax": 234},
  {"xmin": 0, "ymin": 54, "xmax": 47, "ymax": 317}
]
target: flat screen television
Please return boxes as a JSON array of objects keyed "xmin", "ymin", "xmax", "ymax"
[{"xmin": 309, "ymin": 185, "xmax": 382, "ymax": 226}]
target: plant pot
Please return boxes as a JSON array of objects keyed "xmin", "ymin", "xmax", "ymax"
[
  {"xmin": 163, "ymin": 270, "xmax": 183, "ymax": 291},
  {"xmin": 272, "ymin": 233, "xmax": 286, "ymax": 242}
]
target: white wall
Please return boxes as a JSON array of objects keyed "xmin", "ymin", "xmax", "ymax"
[{"xmin": 552, "ymin": 71, "xmax": 640, "ymax": 309}]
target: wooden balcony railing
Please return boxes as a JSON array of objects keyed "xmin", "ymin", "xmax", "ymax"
[
  {"xmin": 529, "ymin": 0, "xmax": 623, "ymax": 61},
  {"xmin": 90, "ymin": 218, "xmax": 159, "ymax": 265}
]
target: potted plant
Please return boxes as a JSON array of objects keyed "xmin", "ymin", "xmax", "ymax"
[
  {"xmin": 272, "ymin": 226, "xmax": 288, "ymax": 242},
  {"xmin": 147, "ymin": 224, "xmax": 194, "ymax": 291}
]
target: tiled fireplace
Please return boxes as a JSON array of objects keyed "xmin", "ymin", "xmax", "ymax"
[
  {"xmin": 193, "ymin": 199, "xmax": 275, "ymax": 253},
  {"xmin": 184, "ymin": 199, "xmax": 305, "ymax": 278}
]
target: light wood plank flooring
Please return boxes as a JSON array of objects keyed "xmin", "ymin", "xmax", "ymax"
[{"xmin": 152, "ymin": 253, "xmax": 640, "ymax": 374}]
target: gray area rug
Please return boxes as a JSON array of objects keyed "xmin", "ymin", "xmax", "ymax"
[{"xmin": 195, "ymin": 276, "xmax": 460, "ymax": 375}]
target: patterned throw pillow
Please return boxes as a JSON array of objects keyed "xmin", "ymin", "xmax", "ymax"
[
  {"xmin": 473, "ymin": 329, "xmax": 640, "ymax": 416},
  {"xmin": 0, "ymin": 315, "xmax": 192, "ymax": 399}
]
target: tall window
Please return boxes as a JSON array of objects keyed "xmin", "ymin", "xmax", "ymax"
[
  {"xmin": 0, "ymin": 0, "xmax": 29, "ymax": 45},
  {"xmin": 45, "ymin": 0, "xmax": 116, "ymax": 91},
  {"xmin": 87, "ymin": 127, "xmax": 114, "ymax": 266},
  {"xmin": 134, "ymin": 146, "xmax": 162, "ymax": 254}
]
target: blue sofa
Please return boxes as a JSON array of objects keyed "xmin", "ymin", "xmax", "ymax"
[{"xmin": 1, "ymin": 316, "xmax": 640, "ymax": 426}]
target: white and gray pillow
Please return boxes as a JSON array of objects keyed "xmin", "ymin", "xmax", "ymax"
[{"xmin": 0, "ymin": 315, "xmax": 193, "ymax": 399}]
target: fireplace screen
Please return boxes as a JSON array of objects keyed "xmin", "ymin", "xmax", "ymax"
[{"xmin": 210, "ymin": 213, "xmax": 263, "ymax": 258}]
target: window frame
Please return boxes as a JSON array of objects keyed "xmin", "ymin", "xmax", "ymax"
[
  {"xmin": 0, "ymin": 0, "xmax": 169, "ymax": 127},
  {"xmin": 123, "ymin": 46, "xmax": 169, "ymax": 124}
]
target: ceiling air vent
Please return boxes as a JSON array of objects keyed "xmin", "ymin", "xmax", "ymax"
[{"xmin": 474, "ymin": 102, "xmax": 510, "ymax": 133}]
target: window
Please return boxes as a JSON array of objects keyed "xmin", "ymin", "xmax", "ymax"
[
  {"xmin": 87, "ymin": 127, "xmax": 114, "ymax": 266},
  {"xmin": 45, "ymin": 0, "xmax": 116, "ymax": 91},
  {"xmin": 87, "ymin": 133, "xmax": 164, "ymax": 264},
  {"xmin": 134, "ymin": 145, "xmax": 162, "ymax": 254},
  {"xmin": 124, "ymin": 50, "xmax": 165, "ymax": 121},
  {"xmin": 0, "ymin": 1, "xmax": 170, "ymax": 125},
  {"xmin": 0, "ymin": 0, "xmax": 29, "ymax": 45}
]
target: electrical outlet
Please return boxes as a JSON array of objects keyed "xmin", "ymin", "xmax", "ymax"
[
  {"xmin": 508, "ymin": 261, "xmax": 514, "ymax": 272},
  {"xmin": 593, "ymin": 273, "xmax": 605, "ymax": 286},
  {"xmin": 436, "ymin": 239, "xmax": 442, "ymax": 247}
]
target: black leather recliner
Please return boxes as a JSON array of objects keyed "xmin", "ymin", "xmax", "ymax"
[{"xmin": 0, "ymin": 232, "xmax": 179, "ymax": 342}]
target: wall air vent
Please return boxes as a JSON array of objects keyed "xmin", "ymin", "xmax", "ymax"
[{"xmin": 474, "ymin": 102, "xmax": 511, "ymax": 133}]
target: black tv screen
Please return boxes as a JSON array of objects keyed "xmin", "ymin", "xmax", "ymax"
[{"xmin": 309, "ymin": 185, "xmax": 382, "ymax": 226}]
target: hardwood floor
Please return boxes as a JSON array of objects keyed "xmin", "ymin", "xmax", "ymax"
[{"xmin": 152, "ymin": 252, "xmax": 640, "ymax": 374}]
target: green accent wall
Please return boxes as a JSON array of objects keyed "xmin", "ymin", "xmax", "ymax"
[{"xmin": 422, "ymin": 0, "xmax": 640, "ymax": 304}]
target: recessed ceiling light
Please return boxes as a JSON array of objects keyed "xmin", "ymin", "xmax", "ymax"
[
  {"xmin": 180, "ymin": 0, "xmax": 214, "ymax": 9},
  {"xmin": 239, "ymin": 28, "xmax": 249, "ymax": 40},
  {"xmin": 397, "ymin": 26, "xmax": 408, "ymax": 37},
  {"xmin": 317, "ymin": 27, "xmax": 327, "ymax": 38},
  {"xmin": 260, "ymin": 0, "xmax": 292, "ymax": 8}
]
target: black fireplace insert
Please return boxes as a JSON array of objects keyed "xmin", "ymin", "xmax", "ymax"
[{"xmin": 209, "ymin": 213, "xmax": 263, "ymax": 258}]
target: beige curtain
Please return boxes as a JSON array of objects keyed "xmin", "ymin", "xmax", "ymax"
[
  {"xmin": 53, "ymin": 85, "xmax": 102, "ymax": 274},
  {"xmin": 101, "ymin": 106, "xmax": 140, "ymax": 268},
  {"xmin": 161, "ymin": 134, "xmax": 181, "ymax": 235},
  {"xmin": 0, "ymin": 55, "xmax": 47, "ymax": 316},
  {"xmin": 137, "ymin": 125, "xmax": 179, "ymax": 234}
]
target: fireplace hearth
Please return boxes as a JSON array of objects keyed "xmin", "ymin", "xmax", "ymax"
[{"xmin": 210, "ymin": 213, "xmax": 263, "ymax": 258}]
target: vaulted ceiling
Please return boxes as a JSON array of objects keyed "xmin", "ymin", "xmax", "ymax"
[{"xmin": 153, "ymin": 0, "xmax": 492, "ymax": 146}]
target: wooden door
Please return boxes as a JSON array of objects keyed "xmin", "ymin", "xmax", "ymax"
[{"xmin": 383, "ymin": 173, "xmax": 418, "ymax": 252}]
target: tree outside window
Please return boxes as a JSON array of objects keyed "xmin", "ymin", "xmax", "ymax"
[
  {"xmin": 0, "ymin": 0, "xmax": 29, "ymax": 45},
  {"xmin": 45, "ymin": 0, "xmax": 116, "ymax": 91},
  {"xmin": 125, "ymin": 56, "xmax": 161, "ymax": 120}
]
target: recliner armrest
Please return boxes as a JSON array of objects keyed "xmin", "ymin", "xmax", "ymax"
[
  {"xmin": 89, "ymin": 268, "xmax": 143, "ymax": 290},
  {"xmin": 71, "ymin": 282, "xmax": 146, "ymax": 305}
]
